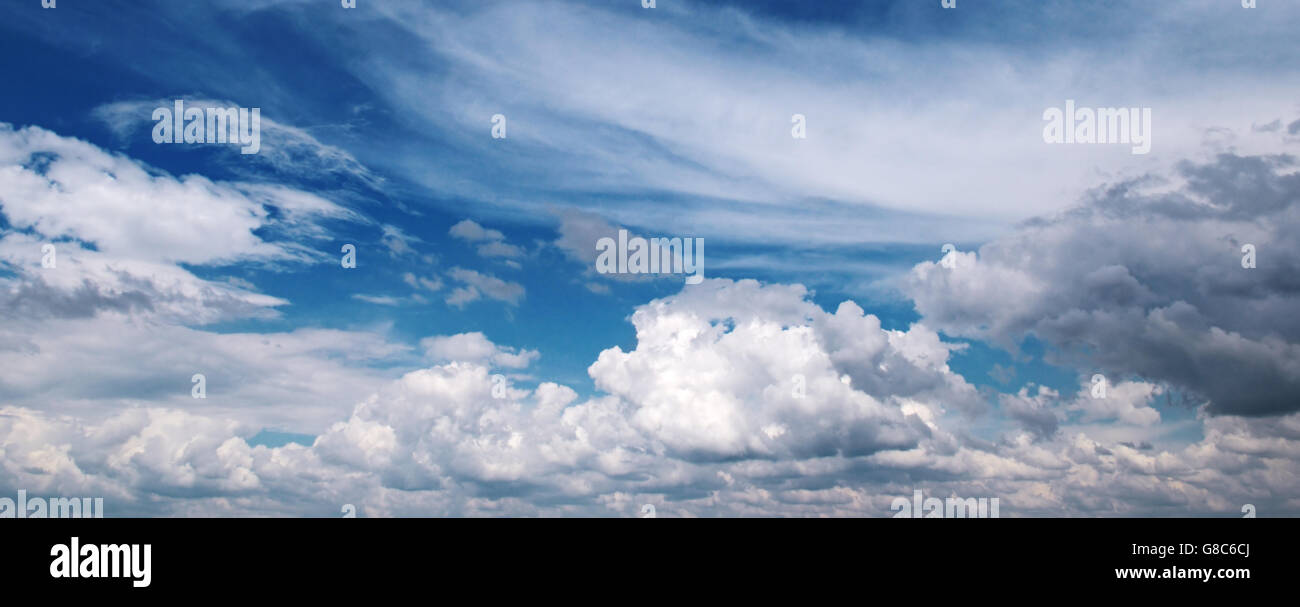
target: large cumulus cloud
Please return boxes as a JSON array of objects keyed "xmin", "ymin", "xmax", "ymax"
[
  {"xmin": 2, "ymin": 122, "xmax": 1297, "ymax": 517},
  {"xmin": 4, "ymin": 280, "xmax": 1296, "ymax": 517},
  {"xmin": 587, "ymin": 280, "xmax": 981, "ymax": 460},
  {"xmin": 904, "ymin": 153, "xmax": 1300, "ymax": 417}
]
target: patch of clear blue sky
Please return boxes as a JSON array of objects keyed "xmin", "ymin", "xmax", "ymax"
[{"xmin": 246, "ymin": 429, "xmax": 315, "ymax": 448}]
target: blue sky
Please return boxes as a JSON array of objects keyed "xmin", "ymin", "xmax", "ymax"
[
  {"xmin": 1, "ymin": 0, "xmax": 1298, "ymax": 517},
  {"xmin": 2, "ymin": 0, "xmax": 986, "ymax": 396}
]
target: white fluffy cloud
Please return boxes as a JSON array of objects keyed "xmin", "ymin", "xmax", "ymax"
[
  {"xmin": 5, "ymin": 277, "xmax": 1294, "ymax": 517},
  {"xmin": 0, "ymin": 123, "xmax": 352, "ymax": 324},
  {"xmin": 1068, "ymin": 379, "xmax": 1163, "ymax": 427},
  {"xmin": 0, "ymin": 124, "xmax": 404, "ymax": 432},
  {"xmin": 422, "ymin": 332, "xmax": 539, "ymax": 369},
  {"xmin": 588, "ymin": 279, "xmax": 973, "ymax": 459},
  {"xmin": 450, "ymin": 219, "xmax": 524, "ymax": 259},
  {"xmin": 444, "ymin": 267, "xmax": 525, "ymax": 307},
  {"xmin": 2, "ymin": 113, "xmax": 1297, "ymax": 517}
]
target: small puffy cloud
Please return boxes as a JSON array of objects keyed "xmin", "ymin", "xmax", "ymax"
[
  {"xmin": 403, "ymin": 272, "xmax": 443, "ymax": 292},
  {"xmin": 449, "ymin": 219, "xmax": 506, "ymax": 243},
  {"xmin": 445, "ymin": 267, "xmax": 524, "ymax": 307},
  {"xmin": 989, "ymin": 363, "xmax": 1016, "ymax": 385},
  {"xmin": 450, "ymin": 219, "xmax": 523, "ymax": 259},
  {"xmin": 380, "ymin": 224, "xmax": 419, "ymax": 258},
  {"xmin": 553, "ymin": 208, "xmax": 617, "ymax": 266},
  {"xmin": 445, "ymin": 286, "xmax": 480, "ymax": 308},
  {"xmin": 422, "ymin": 332, "xmax": 539, "ymax": 369},
  {"xmin": 552, "ymin": 207, "xmax": 715, "ymax": 288},
  {"xmin": 1068, "ymin": 379, "xmax": 1163, "ymax": 427},
  {"xmin": 475, "ymin": 240, "xmax": 524, "ymax": 259}
]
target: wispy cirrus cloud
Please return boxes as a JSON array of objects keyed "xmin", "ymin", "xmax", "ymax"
[
  {"xmin": 2, "ymin": 0, "xmax": 1299, "ymax": 519},
  {"xmin": 91, "ymin": 98, "xmax": 384, "ymax": 189}
]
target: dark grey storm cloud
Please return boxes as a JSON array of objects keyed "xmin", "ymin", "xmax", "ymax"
[{"xmin": 905, "ymin": 152, "xmax": 1300, "ymax": 417}]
